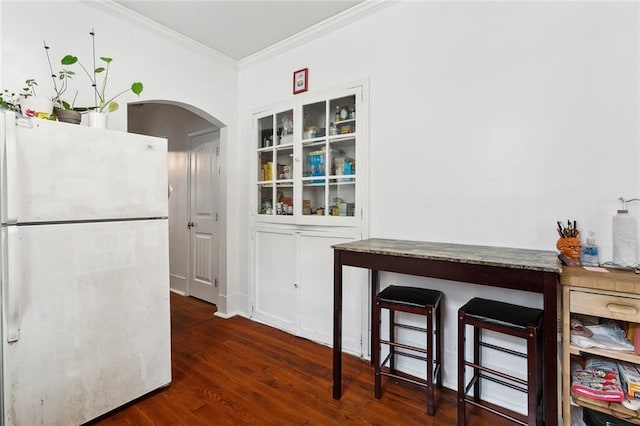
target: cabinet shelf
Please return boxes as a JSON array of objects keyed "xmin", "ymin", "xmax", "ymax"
[
  {"xmin": 276, "ymin": 143, "xmax": 294, "ymax": 149},
  {"xmin": 335, "ymin": 118, "xmax": 355, "ymax": 125},
  {"xmin": 569, "ymin": 344, "xmax": 640, "ymax": 364},
  {"xmin": 302, "ymin": 139, "xmax": 326, "ymax": 147},
  {"xmin": 329, "ymin": 135, "xmax": 355, "ymax": 143},
  {"xmin": 571, "ymin": 393, "xmax": 640, "ymax": 424}
]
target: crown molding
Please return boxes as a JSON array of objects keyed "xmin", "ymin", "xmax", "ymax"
[
  {"xmin": 80, "ymin": 0, "xmax": 238, "ymax": 68},
  {"xmin": 238, "ymin": 0, "xmax": 399, "ymax": 68},
  {"xmin": 80, "ymin": 0, "xmax": 397, "ymax": 69}
]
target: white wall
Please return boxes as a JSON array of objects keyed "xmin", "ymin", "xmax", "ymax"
[
  {"xmin": 238, "ymin": 1, "xmax": 640, "ymax": 411},
  {"xmin": 1, "ymin": 0, "xmax": 242, "ymax": 316}
]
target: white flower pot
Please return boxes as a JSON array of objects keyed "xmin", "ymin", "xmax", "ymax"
[
  {"xmin": 20, "ymin": 97, "xmax": 54, "ymax": 118},
  {"xmin": 88, "ymin": 111, "xmax": 108, "ymax": 129}
]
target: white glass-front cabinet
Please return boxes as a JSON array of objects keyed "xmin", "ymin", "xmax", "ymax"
[
  {"xmin": 251, "ymin": 84, "xmax": 368, "ymax": 356},
  {"xmin": 255, "ymin": 86, "xmax": 364, "ymax": 226}
]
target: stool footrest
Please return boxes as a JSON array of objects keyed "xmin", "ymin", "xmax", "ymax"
[
  {"xmin": 379, "ymin": 339, "xmax": 427, "ymax": 356},
  {"xmin": 380, "ymin": 370, "xmax": 429, "ymax": 389},
  {"xmin": 392, "ymin": 322, "xmax": 429, "ymax": 333},
  {"xmin": 476, "ymin": 372, "xmax": 527, "ymax": 393},
  {"xmin": 463, "ymin": 397, "xmax": 528, "ymax": 426},
  {"xmin": 479, "ymin": 340, "xmax": 526, "ymax": 358},
  {"xmin": 463, "ymin": 360, "xmax": 528, "ymax": 387}
]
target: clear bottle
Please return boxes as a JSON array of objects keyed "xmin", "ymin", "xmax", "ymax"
[
  {"xmin": 334, "ymin": 106, "xmax": 340, "ymax": 123},
  {"xmin": 580, "ymin": 232, "xmax": 599, "ymax": 266}
]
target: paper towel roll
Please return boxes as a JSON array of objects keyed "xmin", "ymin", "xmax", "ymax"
[{"xmin": 612, "ymin": 210, "xmax": 638, "ymax": 267}]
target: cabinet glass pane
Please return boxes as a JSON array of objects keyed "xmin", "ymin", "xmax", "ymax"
[
  {"xmin": 328, "ymin": 179, "xmax": 356, "ymax": 217},
  {"xmin": 276, "ymin": 110, "xmax": 294, "ymax": 145},
  {"xmin": 275, "ymin": 182, "xmax": 294, "ymax": 215},
  {"xmin": 258, "ymin": 115, "xmax": 274, "ymax": 148},
  {"xmin": 303, "ymin": 144, "xmax": 326, "ymax": 180},
  {"xmin": 328, "ymin": 137, "xmax": 355, "ymax": 179},
  {"xmin": 275, "ymin": 147, "xmax": 293, "ymax": 181},
  {"xmin": 258, "ymin": 150, "xmax": 274, "ymax": 182},
  {"xmin": 302, "ymin": 101, "xmax": 326, "ymax": 140},
  {"xmin": 302, "ymin": 182, "xmax": 326, "ymax": 216},
  {"xmin": 330, "ymin": 95, "xmax": 356, "ymax": 137},
  {"xmin": 258, "ymin": 184, "xmax": 274, "ymax": 215}
]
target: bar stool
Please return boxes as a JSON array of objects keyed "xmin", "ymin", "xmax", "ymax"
[
  {"xmin": 372, "ymin": 285, "xmax": 443, "ymax": 416},
  {"xmin": 457, "ymin": 297, "xmax": 543, "ymax": 426}
]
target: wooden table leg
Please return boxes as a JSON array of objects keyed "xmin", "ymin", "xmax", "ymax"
[
  {"xmin": 333, "ymin": 250, "xmax": 343, "ymax": 400},
  {"xmin": 369, "ymin": 269, "xmax": 379, "ymax": 363},
  {"xmin": 543, "ymin": 273, "xmax": 559, "ymax": 426}
]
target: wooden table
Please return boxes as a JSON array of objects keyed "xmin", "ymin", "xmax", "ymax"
[{"xmin": 332, "ymin": 238, "xmax": 561, "ymax": 425}]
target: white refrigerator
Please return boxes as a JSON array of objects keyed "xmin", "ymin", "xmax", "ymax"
[{"xmin": 0, "ymin": 111, "xmax": 171, "ymax": 425}]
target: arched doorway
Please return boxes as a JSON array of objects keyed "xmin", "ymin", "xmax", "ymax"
[{"xmin": 127, "ymin": 101, "xmax": 226, "ymax": 309}]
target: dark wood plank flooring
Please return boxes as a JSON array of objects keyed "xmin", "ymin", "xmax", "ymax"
[{"xmin": 90, "ymin": 293, "xmax": 512, "ymax": 425}]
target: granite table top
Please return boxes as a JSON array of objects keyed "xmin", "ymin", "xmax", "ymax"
[{"xmin": 332, "ymin": 238, "xmax": 562, "ymax": 273}]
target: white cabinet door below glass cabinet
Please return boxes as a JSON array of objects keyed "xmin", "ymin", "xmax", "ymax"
[{"xmin": 253, "ymin": 228, "xmax": 296, "ymax": 334}]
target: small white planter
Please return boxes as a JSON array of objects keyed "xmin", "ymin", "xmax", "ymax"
[
  {"xmin": 20, "ymin": 97, "xmax": 54, "ymax": 118},
  {"xmin": 88, "ymin": 111, "xmax": 108, "ymax": 129}
]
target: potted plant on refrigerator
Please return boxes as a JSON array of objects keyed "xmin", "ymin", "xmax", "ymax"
[
  {"xmin": 63, "ymin": 29, "xmax": 143, "ymax": 128},
  {"xmin": 17, "ymin": 79, "xmax": 54, "ymax": 118},
  {"xmin": 44, "ymin": 41, "xmax": 82, "ymax": 124}
]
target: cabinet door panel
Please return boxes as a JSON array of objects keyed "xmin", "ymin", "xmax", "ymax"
[
  {"xmin": 298, "ymin": 233, "xmax": 366, "ymax": 355},
  {"xmin": 253, "ymin": 229, "xmax": 296, "ymax": 333}
]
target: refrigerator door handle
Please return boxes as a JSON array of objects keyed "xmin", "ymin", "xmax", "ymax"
[
  {"xmin": 5, "ymin": 226, "xmax": 20, "ymax": 342},
  {"xmin": 5, "ymin": 111, "xmax": 18, "ymax": 224}
]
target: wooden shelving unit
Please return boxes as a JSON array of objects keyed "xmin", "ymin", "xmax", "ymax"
[{"xmin": 561, "ymin": 267, "xmax": 640, "ymax": 424}]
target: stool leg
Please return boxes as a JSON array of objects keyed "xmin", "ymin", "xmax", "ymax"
[
  {"xmin": 435, "ymin": 302, "xmax": 443, "ymax": 387},
  {"xmin": 526, "ymin": 326, "xmax": 538, "ymax": 426},
  {"xmin": 389, "ymin": 309, "xmax": 396, "ymax": 374},
  {"xmin": 473, "ymin": 325, "xmax": 480, "ymax": 402},
  {"xmin": 457, "ymin": 311, "xmax": 466, "ymax": 426},
  {"xmin": 426, "ymin": 306, "xmax": 435, "ymax": 416},
  {"xmin": 537, "ymin": 326, "xmax": 544, "ymax": 424},
  {"xmin": 373, "ymin": 299, "xmax": 382, "ymax": 399}
]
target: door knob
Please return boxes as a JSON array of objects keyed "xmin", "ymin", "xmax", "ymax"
[{"xmin": 187, "ymin": 221, "xmax": 194, "ymax": 229}]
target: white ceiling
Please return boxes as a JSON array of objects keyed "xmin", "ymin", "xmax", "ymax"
[{"xmin": 114, "ymin": 0, "xmax": 364, "ymax": 60}]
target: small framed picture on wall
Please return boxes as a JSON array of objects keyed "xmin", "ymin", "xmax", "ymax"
[{"xmin": 293, "ymin": 68, "xmax": 308, "ymax": 94}]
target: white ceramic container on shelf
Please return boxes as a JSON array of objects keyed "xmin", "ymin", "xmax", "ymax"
[{"xmin": 88, "ymin": 111, "xmax": 108, "ymax": 129}]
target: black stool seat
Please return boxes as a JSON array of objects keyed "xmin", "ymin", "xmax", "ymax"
[
  {"xmin": 462, "ymin": 297, "xmax": 543, "ymax": 329},
  {"xmin": 378, "ymin": 285, "xmax": 443, "ymax": 308}
]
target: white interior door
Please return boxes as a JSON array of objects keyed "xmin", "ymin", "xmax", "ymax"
[{"xmin": 188, "ymin": 132, "xmax": 220, "ymax": 305}]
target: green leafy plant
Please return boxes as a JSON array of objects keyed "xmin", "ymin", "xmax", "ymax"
[
  {"xmin": 0, "ymin": 79, "xmax": 39, "ymax": 112},
  {"xmin": 44, "ymin": 41, "xmax": 77, "ymax": 110},
  {"xmin": 21, "ymin": 79, "xmax": 38, "ymax": 97},
  {"xmin": 63, "ymin": 29, "xmax": 143, "ymax": 113},
  {"xmin": 0, "ymin": 89, "xmax": 20, "ymax": 112}
]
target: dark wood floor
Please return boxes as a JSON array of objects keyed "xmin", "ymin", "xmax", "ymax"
[{"xmin": 91, "ymin": 293, "xmax": 513, "ymax": 425}]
